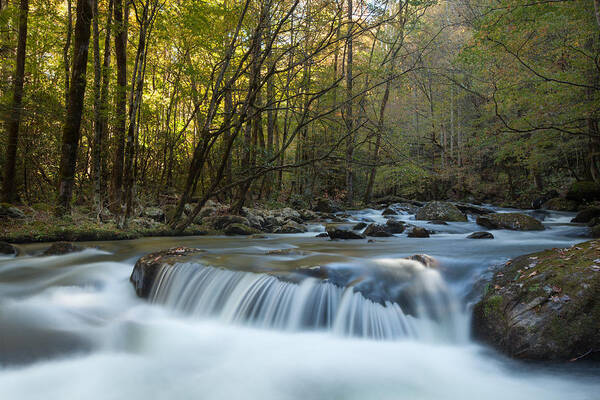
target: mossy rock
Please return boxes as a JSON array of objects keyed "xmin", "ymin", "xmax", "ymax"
[
  {"xmin": 541, "ymin": 197, "xmax": 579, "ymax": 212},
  {"xmin": 224, "ymin": 223, "xmax": 259, "ymax": 236},
  {"xmin": 476, "ymin": 213, "xmax": 544, "ymax": 231},
  {"xmin": 415, "ymin": 201, "xmax": 467, "ymax": 222},
  {"xmin": 572, "ymin": 207, "xmax": 600, "ymax": 223},
  {"xmin": 472, "ymin": 240, "xmax": 600, "ymax": 361},
  {"xmin": 566, "ymin": 181, "xmax": 600, "ymax": 203}
]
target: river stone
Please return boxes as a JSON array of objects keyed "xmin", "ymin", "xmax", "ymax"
[
  {"xmin": 313, "ymin": 198, "xmax": 340, "ymax": 213},
  {"xmin": 382, "ymin": 207, "xmax": 398, "ymax": 216},
  {"xmin": 0, "ymin": 241, "xmax": 18, "ymax": 256},
  {"xmin": 274, "ymin": 221, "xmax": 307, "ymax": 234},
  {"xmin": 0, "ymin": 204, "xmax": 24, "ymax": 219},
  {"xmin": 472, "ymin": 240, "xmax": 600, "ymax": 361},
  {"xmin": 467, "ymin": 231, "xmax": 494, "ymax": 239},
  {"xmin": 316, "ymin": 232, "xmax": 329, "ymax": 238},
  {"xmin": 453, "ymin": 202, "xmax": 495, "ymax": 216},
  {"xmin": 415, "ymin": 201, "xmax": 467, "ymax": 222},
  {"xmin": 353, "ymin": 222, "xmax": 368, "ymax": 230},
  {"xmin": 224, "ymin": 223, "xmax": 259, "ymax": 236},
  {"xmin": 541, "ymin": 197, "xmax": 579, "ymax": 212},
  {"xmin": 143, "ymin": 207, "xmax": 165, "ymax": 222},
  {"xmin": 572, "ymin": 207, "xmax": 600, "ymax": 223},
  {"xmin": 385, "ymin": 219, "xmax": 406, "ymax": 234},
  {"xmin": 204, "ymin": 215, "xmax": 250, "ymax": 230},
  {"xmin": 476, "ymin": 213, "xmax": 544, "ymax": 231},
  {"xmin": 326, "ymin": 224, "xmax": 365, "ymax": 240},
  {"xmin": 405, "ymin": 254, "xmax": 438, "ymax": 268},
  {"xmin": 42, "ymin": 242, "xmax": 85, "ymax": 256},
  {"xmin": 363, "ymin": 223, "xmax": 393, "ymax": 237},
  {"xmin": 407, "ymin": 227, "xmax": 430, "ymax": 238},
  {"xmin": 130, "ymin": 247, "xmax": 205, "ymax": 298}
]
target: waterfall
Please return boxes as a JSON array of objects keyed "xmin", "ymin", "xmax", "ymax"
[{"xmin": 149, "ymin": 261, "xmax": 467, "ymax": 341}]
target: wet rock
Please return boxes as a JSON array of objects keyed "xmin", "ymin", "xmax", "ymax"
[
  {"xmin": 42, "ymin": 242, "xmax": 84, "ymax": 256},
  {"xmin": 453, "ymin": 202, "xmax": 495, "ymax": 216},
  {"xmin": 325, "ymin": 224, "xmax": 366, "ymax": 240},
  {"xmin": 467, "ymin": 231, "xmax": 494, "ymax": 239},
  {"xmin": 572, "ymin": 207, "xmax": 600, "ymax": 224},
  {"xmin": 476, "ymin": 213, "xmax": 544, "ymax": 231},
  {"xmin": 472, "ymin": 240, "xmax": 600, "ymax": 361},
  {"xmin": 130, "ymin": 247, "xmax": 204, "ymax": 298},
  {"xmin": 0, "ymin": 204, "xmax": 24, "ymax": 219},
  {"xmin": 299, "ymin": 209, "xmax": 319, "ymax": 221},
  {"xmin": 405, "ymin": 254, "xmax": 438, "ymax": 268},
  {"xmin": 407, "ymin": 227, "xmax": 430, "ymax": 238},
  {"xmin": 385, "ymin": 219, "xmax": 406, "ymax": 234},
  {"xmin": 415, "ymin": 201, "xmax": 467, "ymax": 222},
  {"xmin": 363, "ymin": 223, "xmax": 393, "ymax": 237},
  {"xmin": 541, "ymin": 197, "xmax": 579, "ymax": 212},
  {"xmin": 382, "ymin": 207, "xmax": 398, "ymax": 216},
  {"xmin": 566, "ymin": 181, "xmax": 600, "ymax": 203},
  {"xmin": 204, "ymin": 215, "xmax": 250, "ymax": 230},
  {"xmin": 315, "ymin": 232, "xmax": 329, "ymax": 238},
  {"xmin": 224, "ymin": 223, "xmax": 259, "ymax": 236},
  {"xmin": 313, "ymin": 198, "xmax": 341, "ymax": 213},
  {"xmin": 142, "ymin": 207, "xmax": 165, "ymax": 222},
  {"xmin": 353, "ymin": 222, "xmax": 368, "ymax": 230},
  {"xmin": 274, "ymin": 221, "xmax": 307, "ymax": 234},
  {"xmin": 0, "ymin": 241, "xmax": 18, "ymax": 256}
]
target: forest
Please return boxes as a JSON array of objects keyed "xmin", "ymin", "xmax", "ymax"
[{"xmin": 0, "ymin": 0, "xmax": 598, "ymax": 235}]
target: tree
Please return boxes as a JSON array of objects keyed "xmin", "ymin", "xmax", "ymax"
[
  {"xmin": 56, "ymin": 0, "xmax": 94, "ymax": 215},
  {"xmin": 2, "ymin": 0, "xmax": 28, "ymax": 203}
]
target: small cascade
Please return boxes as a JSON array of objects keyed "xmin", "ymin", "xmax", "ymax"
[{"xmin": 149, "ymin": 262, "xmax": 467, "ymax": 341}]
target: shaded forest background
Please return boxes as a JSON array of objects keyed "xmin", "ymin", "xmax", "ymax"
[{"xmin": 0, "ymin": 0, "xmax": 598, "ymax": 229}]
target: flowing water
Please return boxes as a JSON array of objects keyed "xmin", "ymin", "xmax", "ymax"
[{"xmin": 1, "ymin": 206, "xmax": 599, "ymax": 399}]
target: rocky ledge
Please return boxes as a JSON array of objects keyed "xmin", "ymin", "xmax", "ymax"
[{"xmin": 472, "ymin": 240, "xmax": 600, "ymax": 361}]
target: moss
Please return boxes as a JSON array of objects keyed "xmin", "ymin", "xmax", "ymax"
[{"xmin": 484, "ymin": 295, "xmax": 503, "ymax": 317}]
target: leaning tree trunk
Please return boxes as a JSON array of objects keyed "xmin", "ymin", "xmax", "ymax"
[
  {"xmin": 345, "ymin": 0, "xmax": 354, "ymax": 206},
  {"xmin": 56, "ymin": 0, "xmax": 93, "ymax": 216},
  {"xmin": 2, "ymin": 0, "xmax": 28, "ymax": 204}
]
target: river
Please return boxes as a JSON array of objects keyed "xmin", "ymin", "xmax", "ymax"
[{"xmin": 1, "ymin": 206, "xmax": 599, "ymax": 399}]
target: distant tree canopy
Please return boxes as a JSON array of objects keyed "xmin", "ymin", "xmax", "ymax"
[{"xmin": 0, "ymin": 0, "xmax": 598, "ymax": 224}]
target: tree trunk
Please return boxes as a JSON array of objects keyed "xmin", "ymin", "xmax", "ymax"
[
  {"xmin": 345, "ymin": 0, "xmax": 354, "ymax": 206},
  {"xmin": 63, "ymin": 0, "xmax": 72, "ymax": 107},
  {"xmin": 56, "ymin": 0, "xmax": 93, "ymax": 216},
  {"xmin": 110, "ymin": 0, "xmax": 127, "ymax": 209},
  {"xmin": 2, "ymin": 0, "xmax": 28, "ymax": 204}
]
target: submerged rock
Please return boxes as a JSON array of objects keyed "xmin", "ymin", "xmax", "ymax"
[
  {"xmin": 326, "ymin": 224, "xmax": 365, "ymax": 240},
  {"xmin": 363, "ymin": 223, "xmax": 393, "ymax": 237},
  {"xmin": 415, "ymin": 201, "xmax": 467, "ymax": 222},
  {"xmin": 130, "ymin": 247, "xmax": 204, "ymax": 298},
  {"xmin": 476, "ymin": 213, "xmax": 544, "ymax": 231},
  {"xmin": 467, "ymin": 231, "xmax": 494, "ymax": 239},
  {"xmin": 472, "ymin": 240, "xmax": 600, "ymax": 361},
  {"xmin": 42, "ymin": 242, "xmax": 85, "ymax": 256}
]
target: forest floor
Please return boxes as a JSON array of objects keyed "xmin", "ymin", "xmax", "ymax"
[{"xmin": 0, "ymin": 206, "xmax": 211, "ymax": 244}]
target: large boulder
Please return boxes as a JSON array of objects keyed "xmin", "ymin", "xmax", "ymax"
[
  {"xmin": 224, "ymin": 223, "xmax": 259, "ymax": 236},
  {"xmin": 363, "ymin": 223, "xmax": 393, "ymax": 237},
  {"xmin": 130, "ymin": 247, "xmax": 204, "ymax": 298},
  {"xmin": 0, "ymin": 204, "xmax": 24, "ymax": 219},
  {"xmin": 571, "ymin": 207, "xmax": 600, "ymax": 224},
  {"xmin": 203, "ymin": 215, "xmax": 250, "ymax": 230},
  {"xmin": 476, "ymin": 213, "xmax": 544, "ymax": 231},
  {"xmin": 42, "ymin": 242, "xmax": 84, "ymax": 256},
  {"xmin": 541, "ymin": 197, "xmax": 579, "ymax": 212},
  {"xmin": 274, "ymin": 221, "xmax": 307, "ymax": 234},
  {"xmin": 385, "ymin": 219, "xmax": 406, "ymax": 234},
  {"xmin": 472, "ymin": 240, "xmax": 600, "ymax": 361},
  {"xmin": 566, "ymin": 181, "xmax": 600, "ymax": 203},
  {"xmin": 407, "ymin": 227, "xmax": 430, "ymax": 238},
  {"xmin": 313, "ymin": 198, "xmax": 341, "ymax": 214},
  {"xmin": 142, "ymin": 207, "xmax": 165, "ymax": 222},
  {"xmin": 325, "ymin": 224, "xmax": 365, "ymax": 240},
  {"xmin": 415, "ymin": 201, "xmax": 467, "ymax": 222}
]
